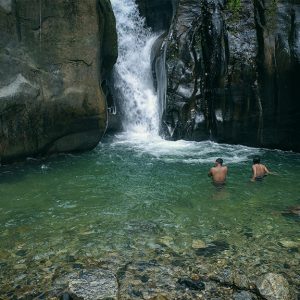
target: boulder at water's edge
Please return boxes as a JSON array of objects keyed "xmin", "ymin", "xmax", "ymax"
[{"xmin": 0, "ymin": 0, "xmax": 117, "ymax": 163}]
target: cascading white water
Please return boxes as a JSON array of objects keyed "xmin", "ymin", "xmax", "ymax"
[
  {"xmin": 111, "ymin": 0, "xmax": 159, "ymax": 138},
  {"xmin": 109, "ymin": 0, "xmax": 261, "ymax": 164}
]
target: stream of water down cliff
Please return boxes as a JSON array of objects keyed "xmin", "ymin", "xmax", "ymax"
[{"xmin": 0, "ymin": 1, "xmax": 299, "ymax": 298}]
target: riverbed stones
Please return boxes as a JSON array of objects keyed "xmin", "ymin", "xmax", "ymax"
[
  {"xmin": 281, "ymin": 206, "xmax": 300, "ymax": 220},
  {"xmin": 66, "ymin": 269, "xmax": 118, "ymax": 300},
  {"xmin": 256, "ymin": 273, "xmax": 290, "ymax": 300},
  {"xmin": 177, "ymin": 277, "xmax": 205, "ymax": 290}
]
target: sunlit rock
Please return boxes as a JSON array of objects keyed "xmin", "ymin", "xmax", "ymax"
[
  {"xmin": 192, "ymin": 239, "xmax": 206, "ymax": 249},
  {"xmin": 279, "ymin": 240, "xmax": 300, "ymax": 248},
  {"xmin": 67, "ymin": 269, "xmax": 118, "ymax": 300},
  {"xmin": 158, "ymin": 236, "xmax": 174, "ymax": 247},
  {"xmin": 256, "ymin": 273, "xmax": 291, "ymax": 300}
]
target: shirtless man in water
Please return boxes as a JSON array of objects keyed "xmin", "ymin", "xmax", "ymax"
[
  {"xmin": 208, "ymin": 158, "xmax": 228, "ymax": 186},
  {"xmin": 251, "ymin": 156, "xmax": 274, "ymax": 181}
]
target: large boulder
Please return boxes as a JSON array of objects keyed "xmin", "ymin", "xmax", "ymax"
[{"xmin": 0, "ymin": 0, "xmax": 117, "ymax": 163}]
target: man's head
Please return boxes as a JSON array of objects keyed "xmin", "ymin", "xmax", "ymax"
[
  {"xmin": 253, "ymin": 156, "xmax": 260, "ymax": 164},
  {"xmin": 215, "ymin": 158, "xmax": 223, "ymax": 166}
]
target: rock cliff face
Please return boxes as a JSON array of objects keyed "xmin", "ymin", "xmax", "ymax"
[
  {"xmin": 146, "ymin": 0, "xmax": 300, "ymax": 151},
  {"xmin": 0, "ymin": 0, "xmax": 117, "ymax": 163}
]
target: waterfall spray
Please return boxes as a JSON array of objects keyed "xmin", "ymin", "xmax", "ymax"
[{"xmin": 111, "ymin": 0, "xmax": 159, "ymax": 138}]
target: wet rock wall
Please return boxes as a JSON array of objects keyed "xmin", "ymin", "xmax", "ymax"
[{"xmin": 146, "ymin": 0, "xmax": 300, "ymax": 151}]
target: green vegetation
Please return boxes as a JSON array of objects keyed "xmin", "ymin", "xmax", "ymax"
[{"xmin": 227, "ymin": 0, "xmax": 241, "ymax": 15}]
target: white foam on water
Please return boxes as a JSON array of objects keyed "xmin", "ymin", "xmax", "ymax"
[{"xmin": 111, "ymin": 132, "xmax": 262, "ymax": 164}]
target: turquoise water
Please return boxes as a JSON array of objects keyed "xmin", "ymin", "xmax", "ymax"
[{"xmin": 0, "ymin": 135, "xmax": 300, "ymax": 297}]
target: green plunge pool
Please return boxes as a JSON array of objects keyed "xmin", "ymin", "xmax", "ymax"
[{"xmin": 0, "ymin": 135, "xmax": 299, "ymax": 298}]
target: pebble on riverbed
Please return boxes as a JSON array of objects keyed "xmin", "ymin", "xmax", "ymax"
[{"xmin": 192, "ymin": 240, "xmax": 206, "ymax": 249}]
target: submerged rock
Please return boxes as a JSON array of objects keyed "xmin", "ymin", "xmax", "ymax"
[
  {"xmin": 279, "ymin": 240, "xmax": 300, "ymax": 249},
  {"xmin": 256, "ymin": 273, "xmax": 291, "ymax": 300},
  {"xmin": 177, "ymin": 277, "xmax": 205, "ymax": 290},
  {"xmin": 195, "ymin": 240, "xmax": 229, "ymax": 257},
  {"xmin": 233, "ymin": 291, "xmax": 254, "ymax": 300},
  {"xmin": 66, "ymin": 269, "xmax": 118, "ymax": 300},
  {"xmin": 281, "ymin": 206, "xmax": 300, "ymax": 221},
  {"xmin": 158, "ymin": 236, "xmax": 174, "ymax": 247},
  {"xmin": 15, "ymin": 249, "xmax": 27, "ymax": 257},
  {"xmin": 192, "ymin": 239, "xmax": 206, "ymax": 249}
]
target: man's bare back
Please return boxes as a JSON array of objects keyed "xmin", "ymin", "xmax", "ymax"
[
  {"xmin": 251, "ymin": 163, "xmax": 269, "ymax": 181},
  {"xmin": 208, "ymin": 158, "xmax": 228, "ymax": 184},
  {"xmin": 251, "ymin": 156, "xmax": 275, "ymax": 181}
]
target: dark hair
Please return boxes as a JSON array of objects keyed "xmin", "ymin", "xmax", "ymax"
[
  {"xmin": 253, "ymin": 156, "xmax": 260, "ymax": 164},
  {"xmin": 216, "ymin": 158, "xmax": 223, "ymax": 165}
]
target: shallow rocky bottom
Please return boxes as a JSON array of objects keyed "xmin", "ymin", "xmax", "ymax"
[{"xmin": 1, "ymin": 236, "xmax": 299, "ymax": 300}]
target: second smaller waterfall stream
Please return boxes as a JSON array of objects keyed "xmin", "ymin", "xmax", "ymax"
[{"xmin": 111, "ymin": 0, "xmax": 159, "ymax": 138}]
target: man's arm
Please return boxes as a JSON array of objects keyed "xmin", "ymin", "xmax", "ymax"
[
  {"xmin": 224, "ymin": 166, "xmax": 228, "ymax": 175},
  {"xmin": 208, "ymin": 168, "xmax": 213, "ymax": 177},
  {"xmin": 264, "ymin": 165, "xmax": 270, "ymax": 174},
  {"xmin": 251, "ymin": 165, "xmax": 256, "ymax": 181},
  {"xmin": 264, "ymin": 165, "xmax": 277, "ymax": 175}
]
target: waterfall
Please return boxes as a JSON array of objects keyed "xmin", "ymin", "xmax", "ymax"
[{"xmin": 111, "ymin": 0, "xmax": 160, "ymax": 138}]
